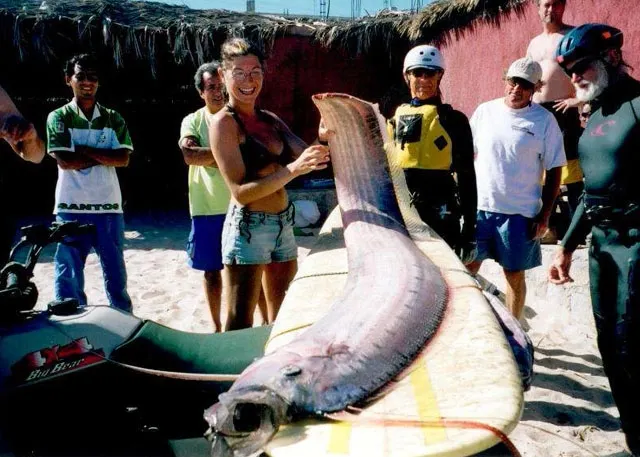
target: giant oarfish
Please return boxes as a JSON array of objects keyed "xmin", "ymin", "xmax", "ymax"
[{"xmin": 204, "ymin": 94, "xmax": 449, "ymax": 457}]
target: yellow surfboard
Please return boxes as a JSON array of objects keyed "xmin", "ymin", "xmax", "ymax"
[
  {"xmin": 264, "ymin": 206, "xmax": 523, "ymax": 457},
  {"xmin": 260, "ymin": 94, "xmax": 523, "ymax": 457}
]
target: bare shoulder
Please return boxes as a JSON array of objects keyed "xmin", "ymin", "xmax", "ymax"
[
  {"xmin": 263, "ymin": 109, "xmax": 296, "ymax": 135},
  {"xmin": 211, "ymin": 108, "xmax": 238, "ymax": 132},
  {"xmin": 262, "ymin": 109, "xmax": 287, "ymax": 127}
]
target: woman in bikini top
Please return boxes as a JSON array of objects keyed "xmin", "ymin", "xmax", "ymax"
[
  {"xmin": 209, "ymin": 37, "xmax": 330, "ymax": 331},
  {"xmin": 226, "ymin": 104, "xmax": 293, "ymax": 184}
]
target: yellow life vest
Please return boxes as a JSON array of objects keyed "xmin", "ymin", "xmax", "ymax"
[{"xmin": 389, "ymin": 103, "xmax": 453, "ymax": 170}]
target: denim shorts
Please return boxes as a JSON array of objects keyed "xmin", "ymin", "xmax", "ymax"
[
  {"xmin": 222, "ymin": 203, "xmax": 298, "ymax": 265},
  {"xmin": 187, "ymin": 214, "xmax": 225, "ymax": 271},
  {"xmin": 475, "ymin": 210, "xmax": 541, "ymax": 271}
]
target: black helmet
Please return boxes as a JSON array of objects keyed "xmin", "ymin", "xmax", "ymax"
[{"xmin": 555, "ymin": 23, "xmax": 623, "ymax": 68}]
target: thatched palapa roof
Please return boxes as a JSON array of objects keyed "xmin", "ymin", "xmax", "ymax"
[{"xmin": 0, "ymin": 0, "xmax": 528, "ymax": 77}]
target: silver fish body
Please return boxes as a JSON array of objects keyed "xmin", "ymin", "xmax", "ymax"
[{"xmin": 204, "ymin": 94, "xmax": 448, "ymax": 456}]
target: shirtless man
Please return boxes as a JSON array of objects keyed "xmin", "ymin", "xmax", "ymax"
[{"xmin": 527, "ymin": 0, "xmax": 584, "ymax": 240}]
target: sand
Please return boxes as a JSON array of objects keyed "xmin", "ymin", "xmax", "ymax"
[{"xmin": 22, "ymin": 210, "xmax": 631, "ymax": 457}]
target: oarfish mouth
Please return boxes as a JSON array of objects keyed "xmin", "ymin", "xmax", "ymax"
[{"xmin": 204, "ymin": 390, "xmax": 289, "ymax": 457}]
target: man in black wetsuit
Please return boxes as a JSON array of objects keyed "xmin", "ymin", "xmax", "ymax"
[{"xmin": 548, "ymin": 23, "xmax": 640, "ymax": 455}]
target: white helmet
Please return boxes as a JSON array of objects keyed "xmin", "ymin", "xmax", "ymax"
[{"xmin": 403, "ymin": 45, "xmax": 445, "ymax": 73}]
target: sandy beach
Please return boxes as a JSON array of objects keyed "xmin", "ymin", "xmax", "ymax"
[{"xmin": 22, "ymin": 210, "xmax": 630, "ymax": 457}]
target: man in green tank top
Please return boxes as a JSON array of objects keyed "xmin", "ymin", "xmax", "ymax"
[{"xmin": 179, "ymin": 62, "xmax": 230, "ymax": 332}]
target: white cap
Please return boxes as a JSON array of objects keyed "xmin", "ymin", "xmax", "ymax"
[
  {"xmin": 505, "ymin": 57, "xmax": 542, "ymax": 85},
  {"xmin": 403, "ymin": 45, "xmax": 445, "ymax": 73}
]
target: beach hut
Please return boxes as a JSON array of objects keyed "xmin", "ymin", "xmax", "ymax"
[
  {"xmin": 0, "ymin": 0, "xmax": 637, "ymax": 215},
  {"xmin": 0, "ymin": 0, "xmax": 414, "ymax": 213}
]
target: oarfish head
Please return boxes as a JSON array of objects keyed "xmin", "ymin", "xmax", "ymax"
[
  {"xmin": 204, "ymin": 347, "xmax": 343, "ymax": 456},
  {"xmin": 204, "ymin": 386, "xmax": 289, "ymax": 457}
]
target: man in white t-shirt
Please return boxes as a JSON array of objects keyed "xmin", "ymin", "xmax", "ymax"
[{"xmin": 467, "ymin": 57, "xmax": 566, "ymax": 320}]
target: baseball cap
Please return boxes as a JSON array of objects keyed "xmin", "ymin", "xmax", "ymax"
[{"xmin": 506, "ymin": 57, "xmax": 542, "ymax": 85}]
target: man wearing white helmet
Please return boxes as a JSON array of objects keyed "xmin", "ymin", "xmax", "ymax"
[
  {"xmin": 389, "ymin": 44, "xmax": 477, "ymax": 263},
  {"xmin": 467, "ymin": 57, "xmax": 566, "ymax": 320}
]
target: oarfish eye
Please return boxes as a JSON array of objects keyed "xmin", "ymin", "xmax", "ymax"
[{"xmin": 281, "ymin": 364, "xmax": 302, "ymax": 377}]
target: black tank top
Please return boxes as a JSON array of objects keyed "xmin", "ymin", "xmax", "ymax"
[
  {"xmin": 561, "ymin": 74, "xmax": 640, "ymax": 251},
  {"xmin": 578, "ymin": 74, "xmax": 640, "ymax": 202},
  {"xmin": 227, "ymin": 105, "xmax": 292, "ymax": 180}
]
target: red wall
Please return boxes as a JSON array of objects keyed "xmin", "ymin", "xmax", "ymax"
[
  {"xmin": 439, "ymin": 0, "xmax": 640, "ymax": 117},
  {"xmin": 255, "ymin": 36, "xmax": 405, "ymax": 144}
]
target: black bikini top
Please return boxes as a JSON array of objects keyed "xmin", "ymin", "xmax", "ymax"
[{"xmin": 227, "ymin": 105, "xmax": 293, "ymax": 180}]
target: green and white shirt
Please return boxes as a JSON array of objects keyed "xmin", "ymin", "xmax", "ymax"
[
  {"xmin": 46, "ymin": 100, "xmax": 133, "ymax": 214},
  {"xmin": 179, "ymin": 107, "xmax": 230, "ymax": 216}
]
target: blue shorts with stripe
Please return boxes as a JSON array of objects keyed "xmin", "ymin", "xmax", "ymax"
[{"xmin": 475, "ymin": 210, "xmax": 541, "ymax": 271}]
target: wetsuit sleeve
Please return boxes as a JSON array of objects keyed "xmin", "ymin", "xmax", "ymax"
[
  {"xmin": 560, "ymin": 198, "xmax": 592, "ymax": 252},
  {"xmin": 443, "ymin": 108, "xmax": 477, "ymax": 239}
]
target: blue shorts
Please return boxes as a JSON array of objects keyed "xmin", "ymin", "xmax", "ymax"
[
  {"xmin": 475, "ymin": 210, "xmax": 541, "ymax": 271},
  {"xmin": 187, "ymin": 215, "xmax": 225, "ymax": 271},
  {"xmin": 222, "ymin": 203, "xmax": 298, "ymax": 265}
]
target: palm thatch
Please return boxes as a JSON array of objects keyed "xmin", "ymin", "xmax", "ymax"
[
  {"xmin": 0, "ymin": 0, "xmax": 327, "ymax": 73},
  {"xmin": 0, "ymin": 0, "xmax": 530, "ymax": 74},
  {"xmin": 0, "ymin": 0, "xmax": 532, "ymax": 214},
  {"xmin": 404, "ymin": 0, "xmax": 529, "ymax": 44}
]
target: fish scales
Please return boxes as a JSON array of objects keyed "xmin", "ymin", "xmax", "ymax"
[{"xmin": 204, "ymin": 94, "xmax": 449, "ymax": 457}]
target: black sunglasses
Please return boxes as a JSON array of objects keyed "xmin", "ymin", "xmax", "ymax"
[
  {"xmin": 506, "ymin": 77, "xmax": 535, "ymax": 91},
  {"xmin": 410, "ymin": 68, "xmax": 440, "ymax": 78},
  {"xmin": 562, "ymin": 58, "xmax": 596, "ymax": 77}
]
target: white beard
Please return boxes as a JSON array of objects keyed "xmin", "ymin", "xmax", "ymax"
[{"xmin": 575, "ymin": 60, "xmax": 609, "ymax": 102}]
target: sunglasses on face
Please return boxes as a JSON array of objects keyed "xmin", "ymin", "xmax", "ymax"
[
  {"xmin": 409, "ymin": 68, "xmax": 440, "ymax": 79},
  {"xmin": 230, "ymin": 68, "xmax": 264, "ymax": 82},
  {"xmin": 562, "ymin": 58, "xmax": 596, "ymax": 77},
  {"xmin": 506, "ymin": 77, "xmax": 535, "ymax": 91},
  {"xmin": 73, "ymin": 72, "xmax": 99, "ymax": 82}
]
